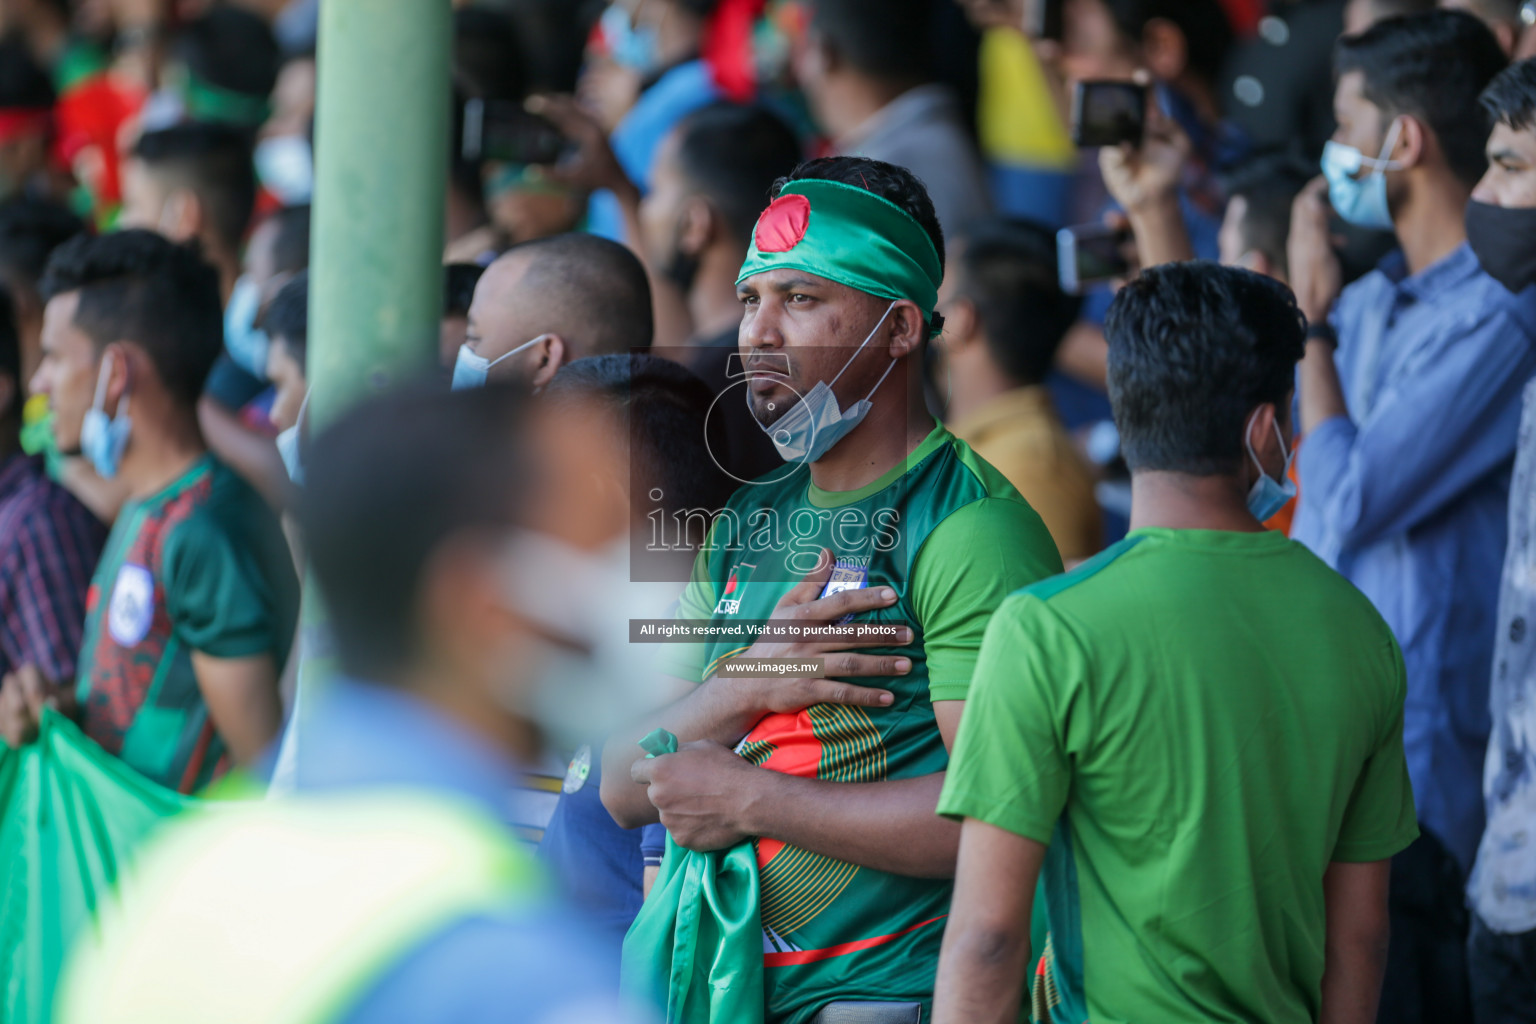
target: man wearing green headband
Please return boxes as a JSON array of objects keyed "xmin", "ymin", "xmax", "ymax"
[{"xmin": 605, "ymin": 156, "xmax": 1064, "ymax": 1024}]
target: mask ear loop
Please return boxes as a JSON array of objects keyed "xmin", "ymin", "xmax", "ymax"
[
  {"xmin": 487, "ymin": 333, "xmax": 551, "ymax": 370},
  {"xmin": 1364, "ymin": 118, "xmax": 1405, "ymax": 174},
  {"xmin": 827, "ymin": 302, "xmax": 900, "ymax": 402},
  {"xmin": 93, "ymin": 347, "xmax": 130, "ymax": 418}
]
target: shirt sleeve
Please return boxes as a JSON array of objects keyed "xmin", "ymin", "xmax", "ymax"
[
  {"xmin": 1299, "ymin": 307, "xmax": 1536, "ymax": 550},
  {"xmin": 162, "ymin": 513, "xmax": 281, "ymax": 660},
  {"xmin": 0, "ymin": 495, "xmax": 103, "ymax": 682},
  {"xmin": 653, "ymin": 537, "xmax": 719, "ymax": 684},
  {"xmin": 936, "ymin": 593, "xmax": 1086, "ymax": 844},
  {"xmin": 639, "ymin": 823, "xmax": 668, "ymax": 867},
  {"xmin": 913, "ymin": 497, "xmax": 1063, "ymax": 702},
  {"xmin": 1332, "ymin": 637, "xmax": 1420, "ymax": 863}
]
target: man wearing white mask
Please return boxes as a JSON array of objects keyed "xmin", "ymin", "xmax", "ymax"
[
  {"xmin": 603, "ymin": 156, "xmax": 1062, "ymax": 1024},
  {"xmin": 1287, "ymin": 11, "xmax": 1536, "ymax": 1020},
  {"xmin": 58, "ymin": 383, "xmax": 647, "ymax": 1024},
  {"xmin": 0, "ymin": 231, "xmax": 298, "ymax": 792},
  {"xmin": 452, "ymin": 232, "xmax": 653, "ymax": 391}
]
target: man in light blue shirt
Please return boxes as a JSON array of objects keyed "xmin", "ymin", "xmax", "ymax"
[
  {"xmin": 1459, "ymin": 57, "xmax": 1536, "ymax": 1024},
  {"xmin": 1287, "ymin": 12, "xmax": 1534, "ymax": 1021}
]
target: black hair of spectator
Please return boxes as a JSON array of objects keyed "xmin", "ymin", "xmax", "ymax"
[
  {"xmin": 1101, "ymin": 0, "xmax": 1235, "ymax": 86},
  {"xmin": 264, "ymin": 268, "xmax": 308, "ymax": 365},
  {"xmin": 809, "ymin": 0, "xmax": 934, "ymax": 82},
  {"xmin": 266, "ymin": 204, "xmax": 311, "ymax": 276},
  {"xmin": 0, "ymin": 286, "xmax": 19, "ymax": 422},
  {"xmin": 453, "ymin": 6, "xmax": 528, "ymax": 102},
  {"xmin": 173, "ymin": 4, "xmax": 280, "ymax": 101},
  {"xmin": 513, "ymin": 233, "xmax": 655, "ymax": 354},
  {"xmin": 777, "ymin": 156, "xmax": 945, "ymax": 273},
  {"xmin": 39, "ymin": 230, "xmax": 224, "ymax": 409},
  {"xmin": 133, "ymin": 123, "xmax": 257, "ymax": 258},
  {"xmin": 546, "ymin": 353, "xmax": 736, "ymax": 522},
  {"xmin": 953, "ymin": 218, "xmax": 1081, "ymax": 387},
  {"xmin": 673, "ymin": 102, "xmax": 803, "ymax": 245},
  {"xmin": 300, "ymin": 382, "xmax": 534, "ymax": 683},
  {"xmin": 1481, "ymin": 56, "xmax": 1536, "ymax": 132},
  {"xmin": 1337, "ymin": 10, "xmax": 1508, "ymax": 188},
  {"xmin": 0, "ymin": 198, "xmax": 84, "ymax": 289},
  {"xmin": 0, "ymin": 39, "xmax": 55, "ymax": 111},
  {"xmin": 445, "ymin": 262, "xmax": 484, "ymax": 318},
  {"xmin": 1219, "ymin": 154, "xmax": 1313, "ymax": 277},
  {"xmin": 1105, "ymin": 261, "xmax": 1305, "ymax": 475}
]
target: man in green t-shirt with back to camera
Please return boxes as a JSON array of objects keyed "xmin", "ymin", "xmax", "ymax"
[
  {"xmin": 603, "ymin": 156, "xmax": 1062, "ymax": 1024},
  {"xmin": 0, "ymin": 230, "xmax": 297, "ymax": 793},
  {"xmin": 933, "ymin": 262, "xmax": 1419, "ymax": 1024}
]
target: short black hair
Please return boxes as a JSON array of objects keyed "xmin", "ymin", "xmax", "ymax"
[
  {"xmin": 0, "ymin": 198, "xmax": 85, "ymax": 292},
  {"xmin": 1105, "ymin": 262, "xmax": 1305, "ymax": 475},
  {"xmin": 133, "ymin": 122, "xmax": 257, "ymax": 255},
  {"xmin": 264, "ymin": 268, "xmax": 307, "ymax": 366},
  {"xmin": 1101, "ymin": 0, "xmax": 1235, "ymax": 85},
  {"xmin": 673, "ymin": 102, "xmax": 803, "ymax": 246},
  {"xmin": 263, "ymin": 203, "xmax": 310, "ymax": 276},
  {"xmin": 173, "ymin": 5, "xmax": 280, "ymax": 106},
  {"xmin": 445, "ymin": 262, "xmax": 484, "ymax": 318},
  {"xmin": 453, "ymin": 6, "xmax": 528, "ymax": 101},
  {"xmin": 952, "ymin": 218, "xmax": 1081, "ymax": 386},
  {"xmin": 300, "ymin": 383, "xmax": 535, "ymax": 682},
  {"xmin": 776, "ymin": 155, "xmax": 945, "ymax": 273},
  {"xmin": 546, "ymin": 354, "xmax": 735, "ymax": 520},
  {"xmin": 1337, "ymin": 10, "xmax": 1509, "ymax": 188},
  {"xmin": 40, "ymin": 230, "xmax": 224, "ymax": 409},
  {"xmin": 809, "ymin": 0, "xmax": 933, "ymax": 81},
  {"xmin": 1219, "ymin": 154, "xmax": 1312, "ymax": 277},
  {"xmin": 0, "ymin": 38, "xmax": 54, "ymax": 111},
  {"xmin": 512, "ymin": 233, "xmax": 654, "ymax": 354},
  {"xmin": 1481, "ymin": 56, "xmax": 1536, "ymax": 133}
]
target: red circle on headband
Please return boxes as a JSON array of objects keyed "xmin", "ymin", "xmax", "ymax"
[{"xmin": 754, "ymin": 193, "xmax": 810, "ymax": 253}]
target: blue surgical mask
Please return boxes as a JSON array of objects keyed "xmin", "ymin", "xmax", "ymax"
[
  {"xmin": 80, "ymin": 351, "xmax": 132, "ymax": 479},
  {"xmin": 224, "ymin": 276, "xmax": 270, "ymax": 378},
  {"xmin": 601, "ymin": 4, "xmax": 661, "ymax": 76},
  {"xmin": 255, "ymin": 135, "xmax": 314, "ymax": 206},
  {"xmin": 1245, "ymin": 409, "xmax": 1296, "ymax": 522},
  {"xmin": 751, "ymin": 302, "xmax": 899, "ymax": 465},
  {"xmin": 1320, "ymin": 119, "xmax": 1403, "ymax": 231},
  {"xmin": 451, "ymin": 334, "xmax": 547, "ymax": 391}
]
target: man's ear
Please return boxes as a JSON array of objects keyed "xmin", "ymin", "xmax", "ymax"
[
  {"xmin": 1393, "ymin": 115, "xmax": 1428, "ymax": 171},
  {"xmin": 160, "ymin": 187, "xmax": 202, "ymax": 244},
  {"xmin": 529, "ymin": 334, "xmax": 566, "ymax": 391},
  {"xmin": 1141, "ymin": 18, "xmax": 1188, "ymax": 83},
  {"xmin": 887, "ymin": 302, "xmax": 929, "ymax": 360},
  {"xmin": 677, "ymin": 197, "xmax": 715, "ymax": 257}
]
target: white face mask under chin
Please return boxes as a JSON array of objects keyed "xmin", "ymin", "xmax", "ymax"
[{"xmin": 750, "ymin": 301, "xmax": 899, "ymax": 465}]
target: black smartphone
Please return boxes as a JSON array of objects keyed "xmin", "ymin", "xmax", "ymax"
[
  {"xmin": 461, "ymin": 98, "xmax": 568, "ymax": 165},
  {"xmin": 1070, "ymin": 80, "xmax": 1147, "ymax": 149},
  {"xmin": 1024, "ymin": 0, "xmax": 1063, "ymax": 41},
  {"xmin": 1057, "ymin": 222, "xmax": 1133, "ymax": 294}
]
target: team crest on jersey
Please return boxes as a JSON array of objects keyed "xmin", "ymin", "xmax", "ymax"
[
  {"xmin": 563, "ymin": 744, "xmax": 592, "ymax": 794},
  {"xmin": 714, "ymin": 562, "xmax": 754, "ymax": 615},
  {"xmin": 108, "ymin": 563, "xmax": 155, "ymax": 647}
]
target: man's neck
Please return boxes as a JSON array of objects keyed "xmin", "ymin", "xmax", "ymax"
[
  {"xmin": 1127, "ymin": 471, "xmax": 1265, "ymax": 533},
  {"xmin": 945, "ymin": 352, "xmax": 1026, "ymax": 426},
  {"xmin": 687, "ymin": 243, "xmax": 748, "ymax": 343},
  {"xmin": 1396, "ymin": 175, "xmax": 1471, "ymax": 276},
  {"xmin": 820, "ymin": 74, "xmax": 913, "ymax": 144},
  {"xmin": 807, "ymin": 372, "xmax": 933, "ymax": 493},
  {"xmin": 117, "ymin": 408, "xmax": 208, "ymax": 501}
]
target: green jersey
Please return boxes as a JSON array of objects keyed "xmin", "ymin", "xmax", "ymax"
[
  {"xmin": 664, "ymin": 423, "xmax": 1061, "ymax": 1023},
  {"xmin": 75, "ymin": 455, "xmax": 299, "ymax": 793},
  {"xmin": 938, "ymin": 528, "xmax": 1419, "ymax": 1024}
]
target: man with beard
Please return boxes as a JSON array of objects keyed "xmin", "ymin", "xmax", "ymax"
[{"xmin": 603, "ymin": 156, "xmax": 1062, "ymax": 1023}]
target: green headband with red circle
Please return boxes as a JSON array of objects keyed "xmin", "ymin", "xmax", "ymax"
[{"xmin": 736, "ymin": 178, "xmax": 943, "ymax": 337}]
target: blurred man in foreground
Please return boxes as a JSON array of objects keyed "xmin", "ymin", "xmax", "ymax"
[{"xmin": 58, "ymin": 384, "xmax": 648, "ymax": 1024}]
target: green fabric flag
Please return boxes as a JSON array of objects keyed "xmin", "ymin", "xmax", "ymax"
[
  {"xmin": 0, "ymin": 710, "xmax": 193, "ymax": 1024},
  {"xmin": 621, "ymin": 729, "xmax": 765, "ymax": 1024}
]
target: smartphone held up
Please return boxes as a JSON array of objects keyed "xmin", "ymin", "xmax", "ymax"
[{"xmin": 1070, "ymin": 80, "xmax": 1147, "ymax": 149}]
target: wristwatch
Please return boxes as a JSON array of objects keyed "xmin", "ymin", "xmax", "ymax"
[{"xmin": 1305, "ymin": 322, "xmax": 1338, "ymax": 349}]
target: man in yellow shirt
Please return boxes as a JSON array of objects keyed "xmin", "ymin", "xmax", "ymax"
[{"xmin": 937, "ymin": 218, "xmax": 1102, "ymax": 561}]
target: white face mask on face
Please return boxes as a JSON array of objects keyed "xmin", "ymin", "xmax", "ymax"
[{"xmin": 451, "ymin": 334, "xmax": 548, "ymax": 391}]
